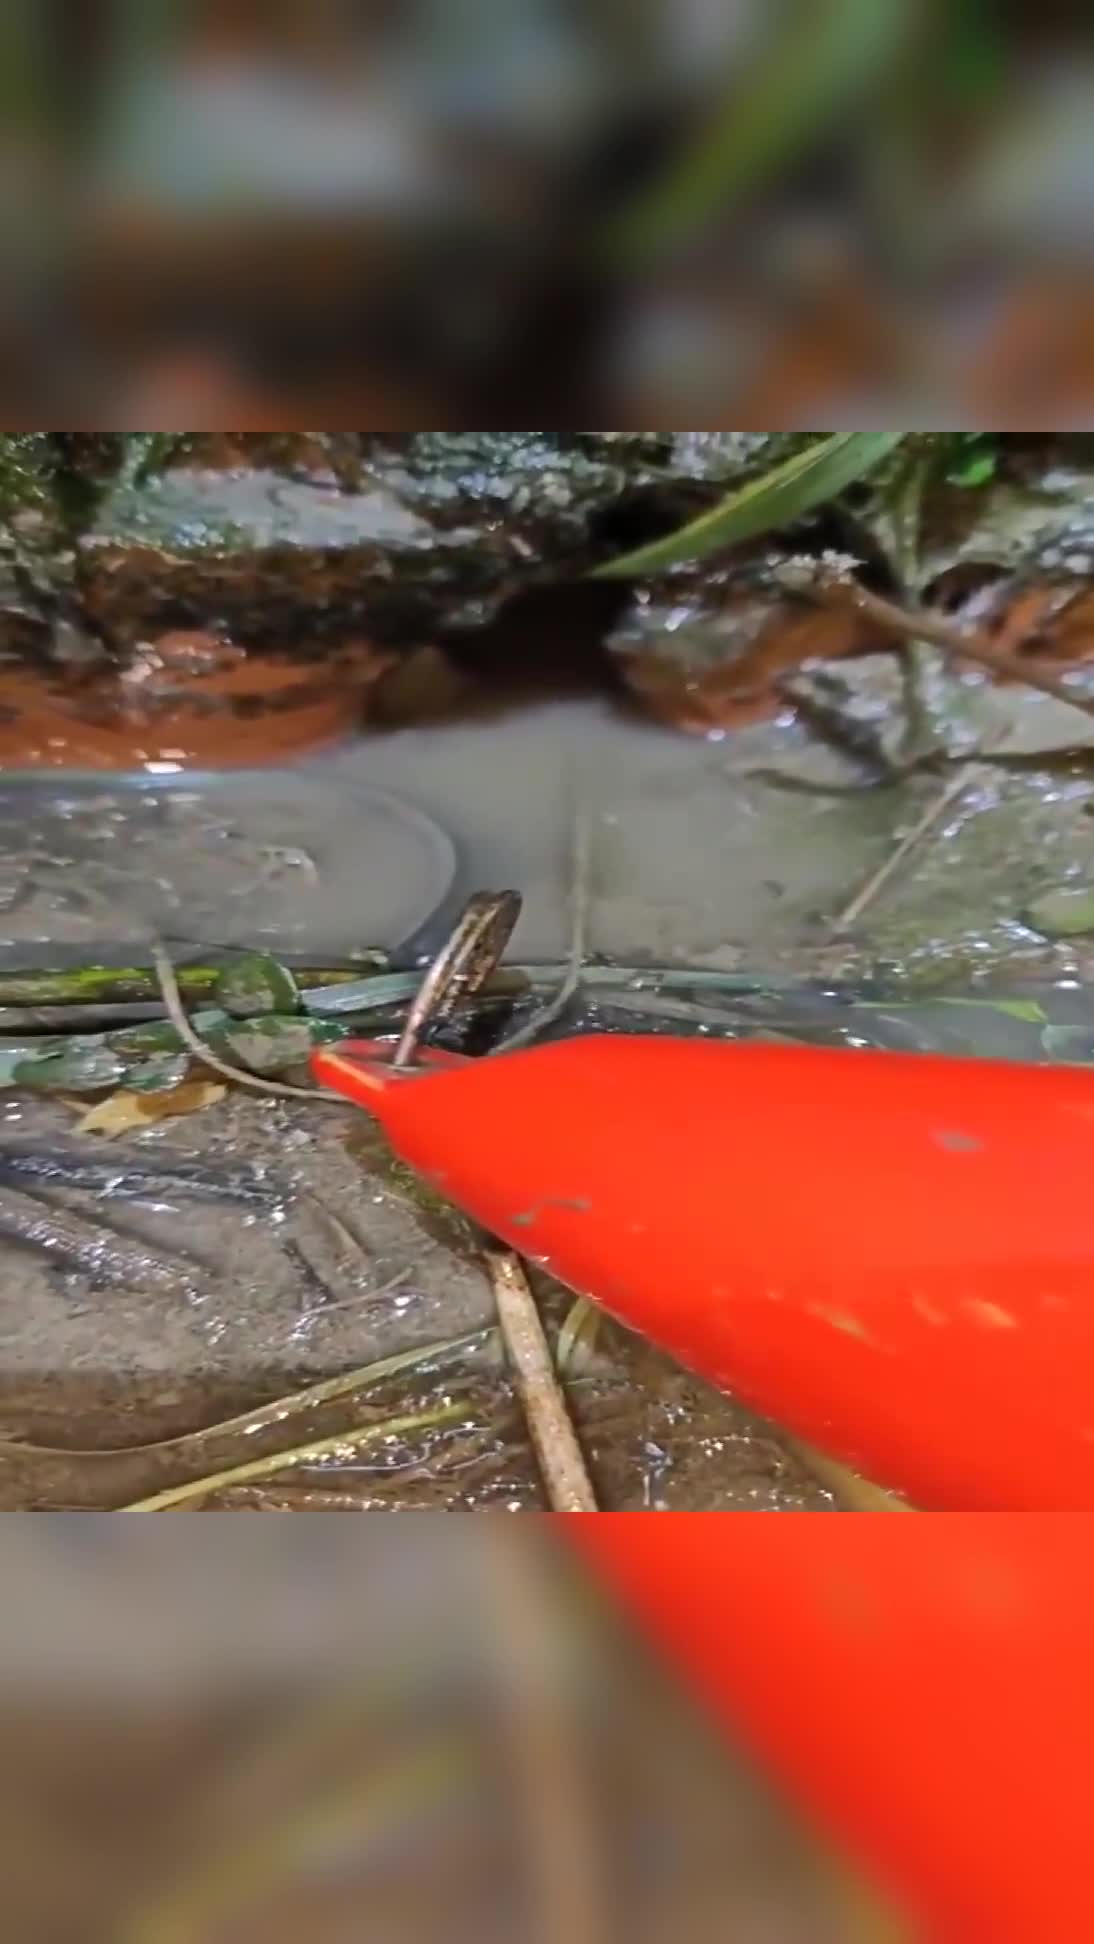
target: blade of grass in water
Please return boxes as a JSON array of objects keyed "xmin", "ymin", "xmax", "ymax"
[
  {"xmin": 0, "ymin": 1328, "xmax": 492, "ymax": 1459},
  {"xmin": 119, "ymin": 1401, "xmax": 470, "ymax": 1511}
]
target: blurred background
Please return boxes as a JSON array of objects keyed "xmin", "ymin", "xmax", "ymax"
[
  {"xmin": 0, "ymin": 1520, "xmax": 895, "ymax": 1943},
  {"xmin": 1, "ymin": 0, "xmax": 1092, "ymax": 427}
]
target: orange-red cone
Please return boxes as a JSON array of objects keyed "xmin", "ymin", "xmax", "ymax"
[
  {"xmin": 566, "ymin": 1515, "xmax": 1094, "ymax": 1944},
  {"xmin": 312, "ymin": 1034, "xmax": 1094, "ymax": 1511}
]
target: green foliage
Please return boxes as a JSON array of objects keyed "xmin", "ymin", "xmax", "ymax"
[
  {"xmin": 608, "ymin": 0, "xmax": 916, "ymax": 262},
  {"xmin": 592, "ymin": 432, "xmax": 905, "ymax": 579},
  {"xmin": 942, "ymin": 435, "xmax": 998, "ymax": 490}
]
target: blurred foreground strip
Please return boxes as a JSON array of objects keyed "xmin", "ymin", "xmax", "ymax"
[
  {"xmin": 4, "ymin": 7, "xmax": 1094, "ymax": 420},
  {"xmin": 569, "ymin": 1514, "xmax": 1094, "ymax": 1944},
  {"xmin": 0, "ymin": 1520, "xmax": 866, "ymax": 1942}
]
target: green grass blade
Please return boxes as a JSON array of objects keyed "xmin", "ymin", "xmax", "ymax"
[
  {"xmin": 607, "ymin": 0, "xmax": 915, "ymax": 264},
  {"xmin": 591, "ymin": 432, "xmax": 905, "ymax": 580}
]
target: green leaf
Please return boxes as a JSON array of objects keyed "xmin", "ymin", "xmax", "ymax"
[
  {"xmin": 220, "ymin": 1016, "xmax": 325, "ymax": 1074},
  {"xmin": 189, "ymin": 1008, "xmax": 235, "ymax": 1036},
  {"xmin": 106, "ymin": 1019, "xmax": 187, "ymax": 1056},
  {"xmin": 11, "ymin": 1043, "xmax": 130, "ymax": 1093},
  {"xmin": 590, "ymin": 433, "xmax": 905, "ymax": 580},
  {"xmin": 943, "ymin": 435, "xmax": 998, "ymax": 489},
  {"xmin": 607, "ymin": 0, "xmax": 915, "ymax": 264},
  {"xmin": 214, "ymin": 954, "xmax": 301, "ymax": 1018},
  {"xmin": 948, "ymin": 453, "xmax": 996, "ymax": 489},
  {"xmin": 0, "ymin": 1042, "xmax": 43, "ymax": 1085},
  {"xmin": 124, "ymin": 1051, "xmax": 192, "ymax": 1093}
]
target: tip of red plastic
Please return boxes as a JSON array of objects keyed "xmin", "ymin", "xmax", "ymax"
[{"xmin": 311, "ymin": 1039, "xmax": 469, "ymax": 1111}]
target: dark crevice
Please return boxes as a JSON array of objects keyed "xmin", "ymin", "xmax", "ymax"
[{"xmin": 439, "ymin": 580, "xmax": 632, "ymax": 698}]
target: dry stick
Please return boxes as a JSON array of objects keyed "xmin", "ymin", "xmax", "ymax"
[
  {"xmin": 305, "ymin": 1265, "xmax": 415, "ymax": 1315},
  {"xmin": 814, "ymin": 577, "xmax": 1094, "ymax": 725},
  {"xmin": 151, "ymin": 940, "xmax": 345, "ymax": 1103},
  {"xmin": 483, "ymin": 1248, "xmax": 598, "ymax": 1513},
  {"xmin": 485, "ymin": 1526, "xmax": 609, "ymax": 1944},
  {"xmin": 389, "ymin": 882, "xmax": 598, "ymax": 1512},
  {"xmin": 484, "ymin": 806, "xmax": 599, "ymax": 1510},
  {"xmin": 831, "ymin": 767, "xmax": 979, "ymax": 934},
  {"xmin": 796, "ymin": 570, "xmax": 1078, "ymax": 931}
]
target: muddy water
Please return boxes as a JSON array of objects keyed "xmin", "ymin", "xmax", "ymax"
[
  {"xmin": 329, "ymin": 696, "xmax": 886, "ymax": 964},
  {"xmin": 3, "ymin": 688, "xmax": 1094, "ymax": 1509},
  {"xmin": 6, "ymin": 683, "xmax": 1094, "ymax": 972}
]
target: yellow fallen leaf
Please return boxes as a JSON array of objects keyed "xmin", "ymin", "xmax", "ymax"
[{"xmin": 76, "ymin": 1081, "xmax": 227, "ymax": 1137}]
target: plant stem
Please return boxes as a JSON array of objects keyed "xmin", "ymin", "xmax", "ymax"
[
  {"xmin": 831, "ymin": 768, "xmax": 978, "ymax": 932},
  {"xmin": 119, "ymin": 1402, "xmax": 469, "ymax": 1511},
  {"xmin": 151, "ymin": 942, "xmax": 340, "ymax": 1104},
  {"xmin": 0, "ymin": 1328, "xmax": 490, "ymax": 1459},
  {"xmin": 0, "ymin": 961, "xmax": 374, "ymax": 1009},
  {"xmin": 811, "ymin": 577, "xmax": 1094, "ymax": 725}
]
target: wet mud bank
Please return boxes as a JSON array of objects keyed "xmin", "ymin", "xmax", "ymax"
[{"xmin": 5, "ymin": 432, "xmax": 1094, "ymax": 1511}]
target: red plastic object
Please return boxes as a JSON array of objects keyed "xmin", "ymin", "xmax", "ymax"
[
  {"xmin": 311, "ymin": 1033, "xmax": 1094, "ymax": 1510},
  {"xmin": 566, "ymin": 1515, "xmax": 1094, "ymax": 1944}
]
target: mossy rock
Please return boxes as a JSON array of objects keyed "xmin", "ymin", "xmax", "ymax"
[{"xmin": 1, "ymin": 430, "xmax": 814, "ymax": 665}]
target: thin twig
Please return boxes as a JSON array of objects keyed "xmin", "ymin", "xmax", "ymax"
[
  {"xmin": 306, "ymin": 1265, "xmax": 415, "ymax": 1314},
  {"xmin": 118, "ymin": 1401, "xmax": 470, "ymax": 1511},
  {"xmin": 810, "ymin": 576, "xmax": 1094, "ymax": 725},
  {"xmin": 485, "ymin": 1526, "xmax": 608, "ymax": 1944},
  {"xmin": 151, "ymin": 940, "xmax": 342, "ymax": 1103},
  {"xmin": 483, "ymin": 1247, "xmax": 598, "ymax": 1513},
  {"xmin": 891, "ymin": 449, "xmax": 941, "ymax": 767},
  {"xmin": 495, "ymin": 805, "xmax": 591, "ymax": 1054},
  {"xmin": 830, "ymin": 767, "xmax": 979, "ymax": 933},
  {"xmin": 324, "ymin": 890, "xmax": 596, "ymax": 1513}
]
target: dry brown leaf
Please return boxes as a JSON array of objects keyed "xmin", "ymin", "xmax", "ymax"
[{"xmin": 76, "ymin": 1081, "xmax": 227, "ymax": 1137}]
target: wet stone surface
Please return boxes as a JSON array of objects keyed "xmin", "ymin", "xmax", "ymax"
[{"xmin": 3, "ymin": 432, "xmax": 799, "ymax": 663}]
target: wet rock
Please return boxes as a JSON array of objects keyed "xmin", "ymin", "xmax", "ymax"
[
  {"xmin": 1024, "ymin": 884, "xmax": 1094, "ymax": 938},
  {"xmin": 78, "ymin": 440, "xmax": 558, "ymax": 654},
  {"xmin": 68, "ymin": 433, "xmax": 807, "ymax": 658},
  {"xmin": 9, "ymin": 431, "xmax": 1094, "ymax": 772},
  {"xmin": 0, "ymin": 436, "xmax": 75, "ymax": 627},
  {"xmin": 0, "ymin": 431, "xmax": 819, "ymax": 675},
  {"xmin": 3, "ymin": 432, "xmax": 819, "ymax": 765},
  {"xmin": 849, "ymin": 434, "xmax": 1094, "ymax": 599},
  {"xmin": 606, "ymin": 554, "xmax": 887, "ymax": 734}
]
